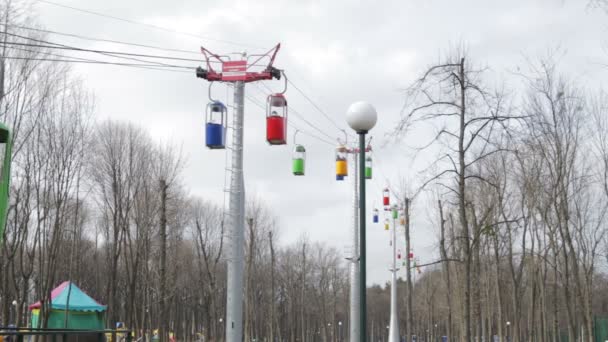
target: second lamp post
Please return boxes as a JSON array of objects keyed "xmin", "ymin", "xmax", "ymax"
[{"xmin": 346, "ymin": 101, "xmax": 377, "ymax": 342}]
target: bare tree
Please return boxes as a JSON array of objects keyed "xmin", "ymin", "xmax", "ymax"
[{"xmin": 395, "ymin": 48, "xmax": 518, "ymax": 341}]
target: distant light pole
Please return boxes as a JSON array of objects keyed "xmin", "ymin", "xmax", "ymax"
[
  {"xmin": 338, "ymin": 321, "xmax": 343, "ymax": 342},
  {"xmin": 346, "ymin": 101, "xmax": 378, "ymax": 342},
  {"xmin": 506, "ymin": 321, "xmax": 511, "ymax": 342},
  {"xmin": 11, "ymin": 300, "xmax": 17, "ymax": 326},
  {"xmin": 219, "ymin": 318, "xmax": 224, "ymax": 342}
]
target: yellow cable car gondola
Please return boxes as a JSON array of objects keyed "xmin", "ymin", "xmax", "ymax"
[{"xmin": 335, "ymin": 145, "xmax": 348, "ymax": 180}]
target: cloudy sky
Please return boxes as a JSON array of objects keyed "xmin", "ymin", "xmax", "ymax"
[{"xmin": 34, "ymin": 0, "xmax": 607, "ymax": 285}]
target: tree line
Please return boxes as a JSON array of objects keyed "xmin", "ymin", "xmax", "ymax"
[{"xmin": 1, "ymin": 1, "xmax": 608, "ymax": 342}]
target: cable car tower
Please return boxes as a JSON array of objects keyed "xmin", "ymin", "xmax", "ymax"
[{"xmin": 196, "ymin": 44, "xmax": 282, "ymax": 342}]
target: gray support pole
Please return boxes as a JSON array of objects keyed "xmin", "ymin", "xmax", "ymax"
[
  {"xmin": 226, "ymin": 80, "xmax": 245, "ymax": 342},
  {"xmin": 388, "ymin": 216, "xmax": 400, "ymax": 342},
  {"xmin": 350, "ymin": 152, "xmax": 360, "ymax": 342},
  {"xmin": 358, "ymin": 133, "xmax": 367, "ymax": 342},
  {"xmin": 405, "ymin": 198, "xmax": 412, "ymax": 342}
]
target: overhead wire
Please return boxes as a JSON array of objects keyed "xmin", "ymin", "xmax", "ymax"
[
  {"xmin": 0, "ymin": 28, "xmax": 271, "ymax": 70},
  {"xmin": 261, "ymin": 76, "xmax": 357, "ymax": 144},
  {"xmin": 3, "ymin": 41, "xmax": 198, "ymax": 69},
  {"xmin": 286, "ymin": 78, "xmax": 344, "ymax": 133},
  {"xmin": 2, "ymin": 34, "xmax": 194, "ymax": 72},
  {"xmin": 1, "ymin": 31, "xmax": 202, "ymax": 66},
  {"xmin": 31, "ymin": 0, "xmax": 356, "ymax": 144},
  {"xmin": 34, "ymin": 0, "xmax": 267, "ymax": 49},
  {"xmin": 0, "ymin": 56, "xmax": 193, "ymax": 73},
  {"xmin": 3, "ymin": 14, "xmax": 347, "ymax": 148},
  {"xmin": 243, "ymin": 91, "xmax": 334, "ymax": 146},
  {"xmin": 2, "ymin": 29, "xmax": 342, "ymax": 147},
  {"xmin": 6, "ymin": 20, "xmax": 353, "ymax": 145},
  {"xmin": 252, "ymin": 82, "xmax": 336, "ymax": 143},
  {"xmin": 1, "ymin": 23, "xmax": 203, "ymax": 56}
]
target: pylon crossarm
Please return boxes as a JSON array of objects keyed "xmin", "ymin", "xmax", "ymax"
[{"xmin": 198, "ymin": 44, "xmax": 282, "ymax": 83}]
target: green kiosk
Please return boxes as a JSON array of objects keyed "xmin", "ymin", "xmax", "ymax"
[{"xmin": 29, "ymin": 281, "xmax": 106, "ymax": 329}]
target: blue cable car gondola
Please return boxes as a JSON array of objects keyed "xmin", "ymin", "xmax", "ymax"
[{"xmin": 205, "ymin": 101, "xmax": 227, "ymax": 149}]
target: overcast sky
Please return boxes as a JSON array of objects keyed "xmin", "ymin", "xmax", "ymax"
[{"xmin": 34, "ymin": 0, "xmax": 607, "ymax": 285}]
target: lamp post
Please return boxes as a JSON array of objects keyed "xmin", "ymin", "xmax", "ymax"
[
  {"xmin": 346, "ymin": 101, "xmax": 378, "ymax": 342},
  {"xmin": 11, "ymin": 300, "xmax": 17, "ymax": 326},
  {"xmin": 339, "ymin": 321, "xmax": 343, "ymax": 342},
  {"xmin": 219, "ymin": 318, "xmax": 224, "ymax": 342},
  {"xmin": 506, "ymin": 321, "xmax": 511, "ymax": 342}
]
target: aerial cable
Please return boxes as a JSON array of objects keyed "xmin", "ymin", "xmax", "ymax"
[
  {"xmin": 251, "ymin": 82, "xmax": 336, "ymax": 142},
  {"xmin": 3, "ymin": 41, "xmax": 197, "ymax": 69},
  {"xmin": 262, "ymin": 77, "xmax": 354, "ymax": 141},
  {"xmin": 0, "ymin": 56, "xmax": 192, "ymax": 73},
  {"xmin": 1, "ymin": 36, "xmax": 203, "ymax": 65},
  {"xmin": 34, "ymin": 0, "xmax": 267, "ymax": 49},
  {"xmin": 287, "ymin": 78, "xmax": 347, "ymax": 134},
  {"xmin": 243, "ymin": 93, "xmax": 333, "ymax": 146},
  {"xmin": 0, "ymin": 23, "xmax": 203, "ymax": 56}
]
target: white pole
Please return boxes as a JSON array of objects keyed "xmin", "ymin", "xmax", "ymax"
[
  {"xmin": 388, "ymin": 215, "xmax": 400, "ymax": 342},
  {"xmin": 350, "ymin": 152, "xmax": 360, "ymax": 342},
  {"xmin": 226, "ymin": 80, "xmax": 245, "ymax": 342}
]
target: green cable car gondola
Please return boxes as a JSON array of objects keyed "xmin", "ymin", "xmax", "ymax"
[
  {"xmin": 293, "ymin": 145, "xmax": 306, "ymax": 176},
  {"xmin": 365, "ymin": 155, "xmax": 372, "ymax": 179},
  {"xmin": 0, "ymin": 123, "xmax": 12, "ymax": 242}
]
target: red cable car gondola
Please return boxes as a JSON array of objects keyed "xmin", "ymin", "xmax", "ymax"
[
  {"xmin": 266, "ymin": 94, "xmax": 287, "ymax": 145},
  {"xmin": 383, "ymin": 188, "xmax": 390, "ymax": 206}
]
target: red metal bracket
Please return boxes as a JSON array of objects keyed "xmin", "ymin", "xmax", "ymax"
[{"xmin": 197, "ymin": 44, "xmax": 281, "ymax": 83}]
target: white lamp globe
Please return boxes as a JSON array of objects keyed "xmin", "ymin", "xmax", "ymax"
[{"xmin": 346, "ymin": 101, "xmax": 377, "ymax": 133}]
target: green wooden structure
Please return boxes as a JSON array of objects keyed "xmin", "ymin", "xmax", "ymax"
[
  {"xmin": 0, "ymin": 123, "xmax": 11, "ymax": 242},
  {"xmin": 595, "ymin": 316, "xmax": 608, "ymax": 342}
]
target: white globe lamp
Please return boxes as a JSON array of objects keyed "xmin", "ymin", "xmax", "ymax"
[{"xmin": 346, "ymin": 101, "xmax": 377, "ymax": 133}]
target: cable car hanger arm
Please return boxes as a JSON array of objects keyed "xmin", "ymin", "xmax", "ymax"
[{"xmin": 247, "ymin": 43, "xmax": 281, "ymax": 72}]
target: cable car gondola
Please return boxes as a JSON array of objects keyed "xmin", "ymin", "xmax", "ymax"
[
  {"xmin": 336, "ymin": 145, "xmax": 348, "ymax": 179},
  {"xmin": 292, "ymin": 131, "xmax": 306, "ymax": 176},
  {"xmin": 293, "ymin": 145, "xmax": 306, "ymax": 176},
  {"xmin": 365, "ymin": 156, "xmax": 372, "ymax": 179},
  {"xmin": 266, "ymin": 94, "xmax": 287, "ymax": 145},
  {"xmin": 383, "ymin": 188, "xmax": 390, "ymax": 206},
  {"xmin": 205, "ymin": 101, "xmax": 227, "ymax": 149},
  {"xmin": 373, "ymin": 208, "xmax": 379, "ymax": 223}
]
